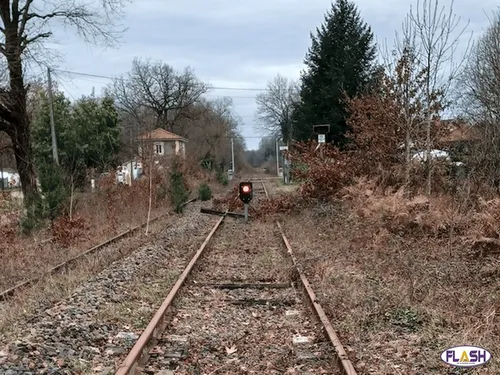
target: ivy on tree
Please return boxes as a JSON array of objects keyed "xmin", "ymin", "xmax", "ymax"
[{"xmin": 292, "ymin": 0, "xmax": 377, "ymax": 145}]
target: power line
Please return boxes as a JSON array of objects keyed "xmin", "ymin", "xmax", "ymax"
[
  {"xmin": 55, "ymin": 76, "xmax": 258, "ymax": 99},
  {"xmin": 204, "ymin": 95, "xmax": 257, "ymax": 99},
  {"xmin": 54, "ymin": 69, "xmax": 267, "ymax": 91},
  {"xmin": 56, "ymin": 80, "xmax": 77, "ymax": 101}
]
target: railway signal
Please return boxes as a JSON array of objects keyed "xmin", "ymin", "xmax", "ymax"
[
  {"xmin": 313, "ymin": 124, "xmax": 330, "ymax": 144},
  {"xmin": 239, "ymin": 182, "xmax": 253, "ymax": 222}
]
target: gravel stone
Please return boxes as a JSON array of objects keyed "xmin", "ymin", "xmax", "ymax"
[{"xmin": 0, "ymin": 202, "xmax": 218, "ymax": 374}]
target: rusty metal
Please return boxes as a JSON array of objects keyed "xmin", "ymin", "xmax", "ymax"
[
  {"xmin": 261, "ymin": 180, "xmax": 357, "ymax": 375},
  {"xmin": 0, "ymin": 197, "xmax": 198, "ymax": 301},
  {"xmin": 196, "ymin": 282, "xmax": 291, "ymax": 289},
  {"xmin": 200, "ymin": 207, "xmax": 246, "ymax": 218},
  {"xmin": 115, "ymin": 195, "xmax": 238, "ymax": 375}
]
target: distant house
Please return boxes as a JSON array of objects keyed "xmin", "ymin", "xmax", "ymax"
[
  {"xmin": 436, "ymin": 119, "xmax": 481, "ymax": 156},
  {"xmin": 137, "ymin": 128, "xmax": 187, "ymax": 158},
  {"xmin": 0, "ymin": 168, "xmax": 20, "ymax": 188}
]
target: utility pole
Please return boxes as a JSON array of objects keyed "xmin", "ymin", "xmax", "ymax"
[
  {"xmin": 231, "ymin": 137, "xmax": 235, "ymax": 174},
  {"xmin": 0, "ymin": 153, "xmax": 4, "ymax": 191},
  {"xmin": 287, "ymin": 139, "xmax": 292, "ymax": 184},
  {"xmin": 130, "ymin": 128, "xmax": 134, "ymax": 186},
  {"xmin": 275, "ymin": 138, "xmax": 279, "ymax": 177},
  {"xmin": 47, "ymin": 67, "xmax": 59, "ymax": 165}
]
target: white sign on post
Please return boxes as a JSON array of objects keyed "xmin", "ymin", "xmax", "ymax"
[
  {"xmin": 318, "ymin": 134, "xmax": 325, "ymax": 143},
  {"xmin": 279, "ymin": 146, "xmax": 288, "ymax": 151}
]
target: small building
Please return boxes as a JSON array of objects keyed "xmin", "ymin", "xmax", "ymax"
[
  {"xmin": 0, "ymin": 168, "xmax": 20, "ymax": 188},
  {"xmin": 137, "ymin": 128, "xmax": 187, "ymax": 158},
  {"xmin": 436, "ymin": 119, "xmax": 481, "ymax": 158}
]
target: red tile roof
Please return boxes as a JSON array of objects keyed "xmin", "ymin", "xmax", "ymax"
[
  {"xmin": 138, "ymin": 128, "xmax": 187, "ymax": 142},
  {"xmin": 438, "ymin": 120, "xmax": 481, "ymax": 143}
]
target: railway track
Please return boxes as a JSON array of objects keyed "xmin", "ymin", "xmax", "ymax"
[
  {"xmin": 0, "ymin": 198, "xmax": 197, "ymax": 301},
  {"xmin": 115, "ymin": 179, "xmax": 357, "ymax": 375}
]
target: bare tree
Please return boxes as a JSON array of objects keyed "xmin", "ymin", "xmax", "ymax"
[
  {"xmin": 110, "ymin": 57, "xmax": 209, "ymax": 134},
  {"xmin": 0, "ymin": 0, "xmax": 130, "ymax": 210},
  {"xmin": 462, "ymin": 9, "xmax": 500, "ymax": 121},
  {"xmin": 386, "ymin": 14, "xmax": 428, "ymax": 188},
  {"xmin": 255, "ymin": 74, "xmax": 299, "ymax": 142},
  {"xmin": 409, "ymin": 0, "xmax": 472, "ymax": 194},
  {"xmin": 179, "ymin": 97, "xmax": 245, "ymax": 172},
  {"xmin": 461, "ymin": 9, "xmax": 500, "ymax": 189}
]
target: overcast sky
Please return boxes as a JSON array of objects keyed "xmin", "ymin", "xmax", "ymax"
[{"xmin": 44, "ymin": 0, "xmax": 497, "ymax": 150}]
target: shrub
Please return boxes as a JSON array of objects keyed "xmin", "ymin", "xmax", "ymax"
[
  {"xmin": 199, "ymin": 182, "xmax": 212, "ymax": 201},
  {"xmin": 156, "ymin": 182, "xmax": 167, "ymax": 201},
  {"xmin": 170, "ymin": 169, "xmax": 189, "ymax": 214},
  {"xmin": 20, "ymin": 196, "xmax": 44, "ymax": 235},
  {"xmin": 216, "ymin": 170, "xmax": 228, "ymax": 185},
  {"xmin": 288, "ymin": 141, "xmax": 355, "ymax": 200}
]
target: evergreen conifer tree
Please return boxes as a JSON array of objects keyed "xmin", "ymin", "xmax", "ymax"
[{"xmin": 292, "ymin": 0, "xmax": 376, "ymax": 145}]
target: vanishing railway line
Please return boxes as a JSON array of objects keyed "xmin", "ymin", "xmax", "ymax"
[{"xmin": 115, "ymin": 179, "xmax": 357, "ymax": 375}]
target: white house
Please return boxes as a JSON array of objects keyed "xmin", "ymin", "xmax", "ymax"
[
  {"xmin": 0, "ymin": 169, "xmax": 20, "ymax": 188},
  {"xmin": 137, "ymin": 128, "xmax": 187, "ymax": 158}
]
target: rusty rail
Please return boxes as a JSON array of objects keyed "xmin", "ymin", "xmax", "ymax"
[
  {"xmin": 115, "ymin": 195, "xmax": 238, "ymax": 375},
  {"xmin": 116, "ymin": 182, "xmax": 357, "ymax": 375},
  {"xmin": 0, "ymin": 197, "xmax": 198, "ymax": 301},
  {"xmin": 261, "ymin": 180, "xmax": 357, "ymax": 375}
]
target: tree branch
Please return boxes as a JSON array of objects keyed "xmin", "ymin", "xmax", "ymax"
[{"xmin": 21, "ymin": 31, "xmax": 52, "ymax": 51}]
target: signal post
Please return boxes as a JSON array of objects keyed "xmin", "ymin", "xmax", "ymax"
[
  {"xmin": 313, "ymin": 124, "xmax": 330, "ymax": 158},
  {"xmin": 239, "ymin": 182, "xmax": 253, "ymax": 223}
]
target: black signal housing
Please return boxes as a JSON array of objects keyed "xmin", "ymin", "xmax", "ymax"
[
  {"xmin": 313, "ymin": 124, "xmax": 330, "ymax": 134},
  {"xmin": 239, "ymin": 182, "xmax": 253, "ymax": 204}
]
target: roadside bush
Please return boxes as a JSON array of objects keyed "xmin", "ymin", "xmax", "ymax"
[
  {"xmin": 216, "ymin": 169, "xmax": 228, "ymax": 185},
  {"xmin": 199, "ymin": 182, "xmax": 212, "ymax": 201},
  {"xmin": 156, "ymin": 182, "xmax": 167, "ymax": 201},
  {"xmin": 288, "ymin": 141, "xmax": 355, "ymax": 200},
  {"xmin": 19, "ymin": 196, "xmax": 45, "ymax": 235},
  {"xmin": 170, "ymin": 166, "xmax": 189, "ymax": 214},
  {"xmin": 39, "ymin": 162, "xmax": 69, "ymax": 222}
]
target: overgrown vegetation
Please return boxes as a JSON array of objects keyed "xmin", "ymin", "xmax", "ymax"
[
  {"xmin": 169, "ymin": 159, "xmax": 190, "ymax": 214},
  {"xmin": 198, "ymin": 183, "xmax": 212, "ymax": 201},
  {"xmin": 216, "ymin": 169, "xmax": 228, "ymax": 186},
  {"xmin": 250, "ymin": 1, "xmax": 500, "ymax": 373}
]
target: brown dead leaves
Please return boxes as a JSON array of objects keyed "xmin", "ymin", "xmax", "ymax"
[{"xmin": 51, "ymin": 215, "xmax": 88, "ymax": 248}]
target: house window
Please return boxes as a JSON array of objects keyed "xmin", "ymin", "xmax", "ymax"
[{"xmin": 155, "ymin": 144, "xmax": 163, "ymax": 154}]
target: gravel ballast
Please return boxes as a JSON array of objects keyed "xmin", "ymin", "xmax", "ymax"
[{"xmin": 0, "ymin": 202, "xmax": 218, "ymax": 374}]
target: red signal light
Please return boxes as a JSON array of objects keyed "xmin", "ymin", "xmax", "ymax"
[{"xmin": 239, "ymin": 182, "xmax": 253, "ymax": 204}]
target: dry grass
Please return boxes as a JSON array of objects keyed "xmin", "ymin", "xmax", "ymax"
[
  {"xmin": 273, "ymin": 181, "xmax": 299, "ymax": 195},
  {"xmin": 0, "ymin": 158, "xmax": 221, "ymax": 293},
  {"xmin": 0, "ymin": 180, "xmax": 171, "ymax": 291},
  {"xmin": 0, "ymin": 216, "xmax": 173, "ymax": 342},
  {"xmin": 0, "ymin": 158, "xmax": 223, "ymax": 342},
  {"xmin": 280, "ymin": 179, "xmax": 499, "ymax": 374}
]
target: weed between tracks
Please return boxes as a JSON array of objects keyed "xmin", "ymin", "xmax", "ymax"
[{"xmin": 150, "ymin": 214, "xmax": 337, "ymax": 374}]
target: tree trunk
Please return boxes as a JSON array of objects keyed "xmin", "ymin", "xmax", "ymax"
[
  {"xmin": 69, "ymin": 175, "xmax": 74, "ymax": 221},
  {"xmin": 10, "ymin": 120, "xmax": 38, "ymax": 208},
  {"xmin": 426, "ymin": 117, "xmax": 432, "ymax": 195},
  {"xmin": 405, "ymin": 127, "xmax": 411, "ymax": 189},
  {"xmin": 3, "ymin": 18, "xmax": 39, "ymax": 210}
]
